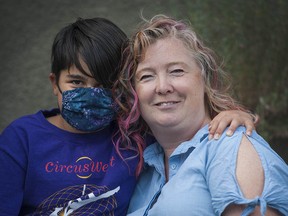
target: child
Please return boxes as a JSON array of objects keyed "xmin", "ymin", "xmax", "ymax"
[{"xmin": 0, "ymin": 17, "xmax": 256, "ymax": 215}]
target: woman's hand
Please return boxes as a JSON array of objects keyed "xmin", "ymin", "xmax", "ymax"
[{"xmin": 208, "ymin": 110, "xmax": 259, "ymax": 140}]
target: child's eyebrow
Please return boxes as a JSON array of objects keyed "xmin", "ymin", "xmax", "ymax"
[{"xmin": 66, "ymin": 74, "xmax": 88, "ymax": 80}]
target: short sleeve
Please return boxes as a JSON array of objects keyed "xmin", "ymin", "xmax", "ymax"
[
  {"xmin": 0, "ymin": 123, "xmax": 28, "ymax": 215},
  {"xmin": 206, "ymin": 128, "xmax": 288, "ymax": 215}
]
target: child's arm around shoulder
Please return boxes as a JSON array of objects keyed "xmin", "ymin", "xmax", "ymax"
[{"xmin": 208, "ymin": 110, "xmax": 258, "ymax": 140}]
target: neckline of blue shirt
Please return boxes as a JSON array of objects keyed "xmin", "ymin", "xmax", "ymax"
[{"xmin": 143, "ymin": 124, "xmax": 210, "ymax": 164}]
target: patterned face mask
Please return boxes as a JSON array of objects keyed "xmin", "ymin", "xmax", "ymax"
[{"xmin": 61, "ymin": 87, "xmax": 118, "ymax": 132}]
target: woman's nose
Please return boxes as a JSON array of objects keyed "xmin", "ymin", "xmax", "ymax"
[{"xmin": 155, "ymin": 76, "xmax": 173, "ymax": 94}]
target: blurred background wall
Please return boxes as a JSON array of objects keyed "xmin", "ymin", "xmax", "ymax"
[{"xmin": 0, "ymin": 0, "xmax": 287, "ymax": 162}]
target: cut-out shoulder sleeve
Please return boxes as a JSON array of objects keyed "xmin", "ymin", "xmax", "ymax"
[
  {"xmin": 236, "ymin": 135, "xmax": 264, "ymax": 199},
  {"xmin": 205, "ymin": 128, "xmax": 288, "ymax": 215}
]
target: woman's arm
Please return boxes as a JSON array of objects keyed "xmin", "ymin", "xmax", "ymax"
[{"xmin": 222, "ymin": 135, "xmax": 281, "ymax": 216}]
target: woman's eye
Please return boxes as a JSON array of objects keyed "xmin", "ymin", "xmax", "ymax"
[
  {"xmin": 171, "ymin": 69, "xmax": 184, "ymax": 75},
  {"xmin": 140, "ymin": 74, "xmax": 153, "ymax": 81}
]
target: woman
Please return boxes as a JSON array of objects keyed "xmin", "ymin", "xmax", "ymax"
[{"xmin": 115, "ymin": 15, "xmax": 288, "ymax": 215}]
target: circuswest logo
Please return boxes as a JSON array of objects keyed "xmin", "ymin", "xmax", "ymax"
[{"xmin": 45, "ymin": 156, "xmax": 116, "ymax": 179}]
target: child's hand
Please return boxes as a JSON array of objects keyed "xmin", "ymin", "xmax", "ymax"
[{"xmin": 208, "ymin": 110, "xmax": 259, "ymax": 140}]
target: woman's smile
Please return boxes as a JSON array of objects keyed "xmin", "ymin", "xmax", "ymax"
[{"xmin": 154, "ymin": 100, "xmax": 180, "ymax": 107}]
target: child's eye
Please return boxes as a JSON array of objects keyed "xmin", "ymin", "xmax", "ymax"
[{"xmin": 71, "ymin": 80, "xmax": 84, "ymax": 86}]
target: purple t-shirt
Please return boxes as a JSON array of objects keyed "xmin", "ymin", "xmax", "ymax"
[{"xmin": 0, "ymin": 109, "xmax": 139, "ymax": 216}]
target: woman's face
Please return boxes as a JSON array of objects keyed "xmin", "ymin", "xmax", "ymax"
[{"xmin": 134, "ymin": 37, "xmax": 211, "ymax": 133}]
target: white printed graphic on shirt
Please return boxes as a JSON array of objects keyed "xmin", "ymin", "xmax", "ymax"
[{"xmin": 50, "ymin": 185, "xmax": 120, "ymax": 216}]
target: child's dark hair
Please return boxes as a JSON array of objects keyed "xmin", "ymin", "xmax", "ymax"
[{"xmin": 51, "ymin": 17, "xmax": 127, "ymax": 89}]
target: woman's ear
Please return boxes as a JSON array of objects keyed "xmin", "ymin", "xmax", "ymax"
[{"xmin": 49, "ymin": 73, "xmax": 58, "ymax": 96}]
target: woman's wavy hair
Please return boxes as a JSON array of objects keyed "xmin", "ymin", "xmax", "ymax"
[{"xmin": 113, "ymin": 14, "xmax": 247, "ymax": 176}]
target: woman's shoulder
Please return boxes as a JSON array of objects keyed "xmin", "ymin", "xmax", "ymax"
[
  {"xmin": 204, "ymin": 127, "xmax": 288, "ymax": 215},
  {"xmin": 203, "ymin": 126, "xmax": 245, "ymax": 158}
]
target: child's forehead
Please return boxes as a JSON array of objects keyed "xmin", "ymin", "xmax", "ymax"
[
  {"xmin": 67, "ymin": 64, "xmax": 93, "ymax": 78},
  {"xmin": 68, "ymin": 57, "xmax": 94, "ymax": 77}
]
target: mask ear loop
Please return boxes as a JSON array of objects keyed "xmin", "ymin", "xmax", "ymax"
[{"xmin": 56, "ymin": 81, "xmax": 63, "ymax": 94}]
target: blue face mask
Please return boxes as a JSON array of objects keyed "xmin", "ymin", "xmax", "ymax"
[{"xmin": 61, "ymin": 87, "xmax": 118, "ymax": 132}]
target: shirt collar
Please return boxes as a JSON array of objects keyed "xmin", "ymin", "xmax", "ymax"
[{"xmin": 143, "ymin": 124, "xmax": 209, "ymax": 165}]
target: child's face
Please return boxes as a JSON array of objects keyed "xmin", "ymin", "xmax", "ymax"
[{"xmin": 50, "ymin": 63, "xmax": 101, "ymax": 110}]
